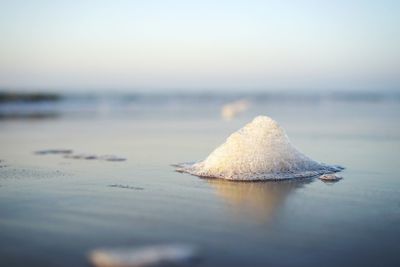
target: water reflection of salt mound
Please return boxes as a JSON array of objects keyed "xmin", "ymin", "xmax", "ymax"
[
  {"xmin": 176, "ymin": 116, "xmax": 343, "ymax": 181},
  {"xmin": 207, "ymin": 179, "xmax": 310, "ymax": 221}
]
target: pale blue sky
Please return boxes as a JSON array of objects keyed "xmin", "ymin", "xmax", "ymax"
[{"xmin": 0, "ymin": 0, "xmax": 399, "ymax": 91}]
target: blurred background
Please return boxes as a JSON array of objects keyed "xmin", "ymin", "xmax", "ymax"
[{"xmin": 0, "ymin": 0, "xmax": 399, "ymax": 119}]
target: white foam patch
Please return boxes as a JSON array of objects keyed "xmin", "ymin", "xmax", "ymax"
[{"xmin": 176, "ymin": 116, "xmax": 343, "ymax": 181}]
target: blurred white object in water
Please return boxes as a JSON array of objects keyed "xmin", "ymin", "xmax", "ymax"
[
  {"xmin": 89, "ymin": 244, "xmax": 197, "ymax": 267},
  {"xmin": 319, "ymin": 173, "xmax": 343, "ymax": 182},
  {"xmin": 221, "ymin": 99, "xmax": 250, "ymax": 120},
  {"xmin": 176, "ymin": 116, "xmax": 343, "ymax": 181}
]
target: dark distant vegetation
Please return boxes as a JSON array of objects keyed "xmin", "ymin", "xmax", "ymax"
[
  {"xmin": 0, "ymin": 92, "xmax": 61, "ymax": 103},
  {"xmin": 0, "ymin": 112, "xmax": 60, "ymax": 120}
]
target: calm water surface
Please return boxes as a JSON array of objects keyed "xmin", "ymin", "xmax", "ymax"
[{"xmin": 0, "ymin": 97, "xmax": 399, "ymax": 266}]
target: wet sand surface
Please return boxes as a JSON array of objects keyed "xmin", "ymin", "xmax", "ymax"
[{"xmin": 0, "ymin": 99, "xmax": 399, "ymax": 267}]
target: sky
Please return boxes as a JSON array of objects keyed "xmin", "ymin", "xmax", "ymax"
[{"xmin": 0, "ymin": 0, "xmax": 399, "ymax": 92}]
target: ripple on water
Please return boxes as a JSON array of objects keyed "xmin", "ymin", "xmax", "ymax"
[
  {"xmin": 34, "ymin": 149, "xmax": 127, "ymax": 162},
  {"xmin": 108, "ymin": 184, "xmax": 144, "ymax": 190}
]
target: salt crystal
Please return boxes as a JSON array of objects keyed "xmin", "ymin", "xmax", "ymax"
[{"xmin": 176, "ymin": 116, "xmax": 343, "ymax": 181}]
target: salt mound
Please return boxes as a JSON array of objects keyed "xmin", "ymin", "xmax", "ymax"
[{"xmin": 176, "ymin": 116, "xmax": 343, "ymax": 181}]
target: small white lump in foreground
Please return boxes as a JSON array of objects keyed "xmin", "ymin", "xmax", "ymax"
[
  {"xmin": 89, "ymin": 244, "xmax": 197, "ymax": 267},
  {"xmin": 176, "ymin": 116, "xmax": 343, "ymax": 181}
]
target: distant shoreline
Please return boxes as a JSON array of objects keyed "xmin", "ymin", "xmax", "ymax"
[{"xmin": 0, "ymin": 90, "xmax": 399, "ymax": 104}]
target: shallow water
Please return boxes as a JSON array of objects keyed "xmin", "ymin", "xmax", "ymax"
[{"xmin": 0, "ymin": 95, "xmax": 399, "ymax": 266}]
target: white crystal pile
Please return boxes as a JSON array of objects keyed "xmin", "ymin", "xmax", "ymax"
[{"xmin": 176, "ymin": 116, "xmax": 343, "ymax": 181}]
